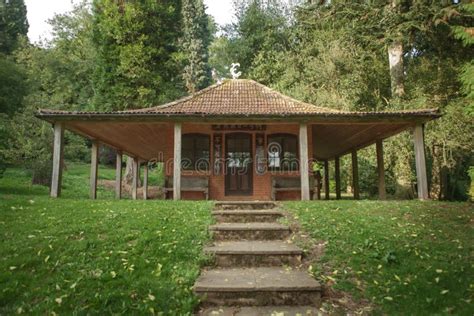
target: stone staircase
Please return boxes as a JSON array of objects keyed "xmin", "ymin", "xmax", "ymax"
[{"xmin": 194, "ymin": 201, "xmax": 321, "ymax": 315}]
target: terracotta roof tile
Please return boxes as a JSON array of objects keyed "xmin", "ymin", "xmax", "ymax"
[
  {"xmin": 36, "ymin": 79, "xmax": 440, "ymax": 119},
  {"xmin": 130, "ymin": 79, "xmax": 340, "ymax": 115}
]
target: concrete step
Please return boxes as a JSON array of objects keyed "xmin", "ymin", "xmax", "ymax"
[
  {"xmin": 214, "ymin": 201, "xmax": 277, "ymax": 210},
  {"xmin": 194, "ymin": 267, "xmax": 321, "ymax": 306},
  {"xmin": 210, "ymin": 223, "xmax": 291, "ymax": 241},
  {"xmin": 198, "ymin": 306, "xmax": 320, "ymax": 316},
  {"xmin": 205, "ymin": 241, "xmax": 303, "ymax": 267},
  {"xmin": 212, "ymin": 210, "xmax": 283, "ymax": 223}
]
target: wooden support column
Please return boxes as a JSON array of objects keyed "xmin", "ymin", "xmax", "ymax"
[
  {"xmin": 115, "ymin": 151, "xmax": 122, "ymax": 199},
  {"xmin": 132, "ymin": 158, "xmax": 139, "ymax": 200},
  {"xmin": 335, "ymin": 156, "xmax": 341, "ymax": 200},
  {"xmin": 324, "ymin": 160, "xmax": 330, "ymax": 200},
  {"xmin": 50, "ymin": 122, "xmax": 64, "ymax": 198},
  {"xmin": 143, "ymin": 162, "xmax": 148, "ymax": 200},
  {"xmin": 376, "ymin": 140, "xmax": 386, "ymax": 200},
  {"xmin": 90, "ymin": 141, "xmax": 99, "ymax": 200},
  {"xmin": 173, "ymin": 123, "xmax": 182, "ymax": 200},
  {"xmin": 351, "ymin": 150, "xmax": 360, "ymax": 200},
  {"xmin": 414, "ymin": 124, "xmax": 429, "ymax": 200},
  {"xmin": 299, "ymin": 123, "xmax": 310, "ymax": 201}
]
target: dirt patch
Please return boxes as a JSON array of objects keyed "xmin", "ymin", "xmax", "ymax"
[
  {"xmin": 280, "ymin": 204, "xmax": 374, "ymax": 315},
  {"xmin": 98, "ymin": 180, "xmax": 164, "ymax": 199}
]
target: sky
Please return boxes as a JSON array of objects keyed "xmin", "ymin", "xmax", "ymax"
[{"xmin": 25, "ymin": 0, "xmax": 234, "ymax": 44}]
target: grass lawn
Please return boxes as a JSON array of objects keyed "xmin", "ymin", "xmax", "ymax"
[
  {"xmin": 0, "ymin": 166, "xmax": 213, "ymax": 315},
  {"xmin": 285, "ymin": 200, "xmax": 474, "ymax": 315}
]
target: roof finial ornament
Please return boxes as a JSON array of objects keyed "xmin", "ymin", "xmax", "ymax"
[{"xmin": 230, "ymin": 63, "xmax": 241, "ymax": 79}]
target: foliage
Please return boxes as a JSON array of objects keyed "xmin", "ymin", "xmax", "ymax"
[
  {"xmin": 451, "ymin": 2, "xmax": 474, "ymax": 115},
  {"xmin": 0, "ymin": 56, "xmax": 27, "ymax": 115},
  {"xmin": 7, "ymin": 3, "xmax": 95, "ymax": 184},
  {"xmin": 209, "ymin": 36, "xmax": 235, "ymax": 80},
  {"xmin": 0, "ymin": 57, "xmax": 28, "ymax": 176},
  {"xmin": 285, "ymin": 200, "xmax": 474, "ymax": 315},
  {"xmin": 91, "ymin": 0, "xmax": 184, "ymax": 111},
  {"xmin": 215, "ymin": 0, "xmax": 474, "ymax": 200},
  {"xmin": 0, "ymin": 114, "xmax": 9, "ymax": 177},
  {"xmin": 0, "ymin": 0, "xmax": 28, "ymax": 54},
  {"xmin": 180, "ymin": 0, "xmax": 212, "ymax": 93},
  {"xmin": 210, "ymin": 0, "xmax": 291, "ymax": 80},
  {"xmin": 0, "ymin": 165, "xmax": 213, "ymax": 314},
  {"xmin": 0, "ymin": 0, "xmax": 29, "ymax": 176}
]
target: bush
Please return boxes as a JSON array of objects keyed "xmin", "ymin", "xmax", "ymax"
[{"xmin": 64, "ymin": 133, "xmax": 89, "ymax": 162}]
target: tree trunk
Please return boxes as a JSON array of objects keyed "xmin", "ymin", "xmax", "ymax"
[
  {"xmin": 440, "ymin": 165, "xmax": 449, "ymax": 200},
  {"xmin": 388, "ymin": 40, "xmax": 405, "ymax": 99},
  {"xmin": 430, "ymin": 145, "xmax": 442, "ymax": 200},
  {"xmin": 124, "ymin": 156, "xmax": 141, "ymax": 186}
]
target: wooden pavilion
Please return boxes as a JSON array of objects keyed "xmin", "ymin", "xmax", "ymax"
[{"xmin": 36, "ymin": 79, "xmax": 440, "ymax": 201}]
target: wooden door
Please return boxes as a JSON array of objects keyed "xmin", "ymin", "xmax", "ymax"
[{"xmin": 225, "ymin": 133, "xmax": 253, "ymax": 195}]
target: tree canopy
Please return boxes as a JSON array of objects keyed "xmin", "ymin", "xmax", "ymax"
[{"xmin": 0, "ymin": 0, "xmax": 473, "ymax": 199}]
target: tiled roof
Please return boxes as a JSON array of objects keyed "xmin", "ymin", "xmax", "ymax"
[
  {"xmin": 131, "ymin": 79, "xmax": 340, "ymax": 115},
  {"xmin": 36, "ymin": 79, "xmax": 440, "ymax": 118}
]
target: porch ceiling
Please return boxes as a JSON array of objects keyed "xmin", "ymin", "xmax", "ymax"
[
  {"xmin": 312, "ymin": 122, "xmax": 412, "ymax": 160},
  {"xmin": 66, "ymin": 121, "xmax": 173, "ymax": 161},
  {"xmin": 65, "ymin": 120, "xmax": 414, "ymax": 162}
]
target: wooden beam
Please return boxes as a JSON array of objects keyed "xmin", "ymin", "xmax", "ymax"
[
  {"xmin": 413, "ymin": 124, "xmax": 429, "ymax": 200},
  {"xmin": 143, "ymin": 162, "xmax": 148, "ymax": 200},
  {"xmin": 299, "ymin": 123, "xmax": 310, "ymax": 200},
  {"xmin": 324, "ymin": 160, "xmax": 330, "ymax": 200},
  {"xmin": 335, "ymin": 156, "xmax": 341, "ymax": 200},
  {"xmin": 132, "ymin": 158, "xmax": 139, "ymax": 200},
  {"xmin": 352, "ymin": 150, "xmax": 360, "ymax": 200},
  {"xmin": 50, "ymin": 123, "xmax": 64, "ymax": 198},
  {"xmin": 90, "ymin": 141, "xmax": 99, "ymax": 199},
  {"xmin": 173, "ymin": 123, "xmax": 182, "ymax": 200},
  {"xmin": 376, "ymin": 140, "xmax": 386, "ymax": 200},
  {"xmin": 115, "ymin": 151, "xmax": 122, "ymax": 199}
]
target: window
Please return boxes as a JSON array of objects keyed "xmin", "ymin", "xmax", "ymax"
[
  {"xmin": 267, "ymin": 134, "xmax": 298, "ymax": 171},
  {"xmin": 182, "ymin": 134, "xmax": 210, "ymax": 170}
]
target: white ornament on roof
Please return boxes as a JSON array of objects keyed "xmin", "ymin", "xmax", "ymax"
[{"xmin": 230, "ymin": 63, "xmax": 241, "ymax": 79}]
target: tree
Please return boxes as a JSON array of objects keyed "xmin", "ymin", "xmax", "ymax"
[
  {"xmin": 0, "ymin": 57, "xmax": 27, "ymax": 115},
  {"xmin": 214, "ymin": 0, "xmax": 291, "ymax": 80},
  {"xmin": 211, "ymin": 0, "xmax": 473, "ymax": 199},
  {"xmin": 7, "ymin": 3, "xmax": 95, "ymax": 184},
  {"xmin": 0, "ymin": 0, "xmax": 28, "ymax": 176},
  {"xmin": 452, "ymin": 2, "xmax": 473, "ymax": 116},
  {"xmin": 92, "ymin": 0, "xmax": 184, "ymax": 111},
  {"xmin": 0, "ymin": 0, "xmax": 28, "ymax": 54},
  {"xmin": 387, "ymin": 0, "xmax": 405, "ymax": 98},
  {"xmin": 180, "ymin": 0, "xmax": 212, "ymax": 93},
  {"xmin": 92, "ymin": 0, "xmax": 184, "ymax": 183}
]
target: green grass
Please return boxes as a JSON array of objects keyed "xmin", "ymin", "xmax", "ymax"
[
  {"xmin": 285, "ymin": 200, "xmax": 474, "ymax": 315},
  {"xmin": 0, "ymin": 165, "xmax": 213, "ymax": 315}
]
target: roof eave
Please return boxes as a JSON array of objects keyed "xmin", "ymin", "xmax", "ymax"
[{"xmin": 35, "ymin": 109, "xmax": 441, "ymax": 124}]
